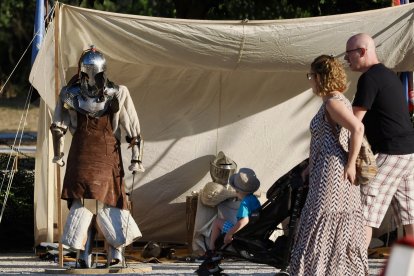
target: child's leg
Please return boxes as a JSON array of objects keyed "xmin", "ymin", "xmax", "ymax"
[{"xmin": 209, "ymin": 218, "xmax": 225, "ymax": 251}]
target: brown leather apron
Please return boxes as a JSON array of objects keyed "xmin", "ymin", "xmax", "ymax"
[{"xmin": 61, "ymin": 111, "xmax": 127, "ymax": 209}]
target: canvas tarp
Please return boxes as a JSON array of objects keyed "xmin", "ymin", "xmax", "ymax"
[{"xmin": 29, "ymin": 3, "xmax": 414, "ymax": 244}]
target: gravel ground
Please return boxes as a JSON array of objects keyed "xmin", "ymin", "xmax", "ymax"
[{"xmin": 0, "ymin": 253, "xmax": 386, "ymax": 275}]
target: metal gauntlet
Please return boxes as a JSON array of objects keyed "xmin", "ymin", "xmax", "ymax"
[
  {"xmin": 50, "ymin": 123, "xmax": 67, "ymax": 167},
  {"xmin": 126, "ymin": 135, "xmax": 145, "ymax": 172}
]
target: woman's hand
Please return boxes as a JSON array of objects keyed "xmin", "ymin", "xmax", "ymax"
[
  {"xmin": 344, "ymin": 162, "xmax": 357, "ymax": 185},
  {"xmin": 224, "ymin": 233, "xmax": 233, "ymax": 244}
]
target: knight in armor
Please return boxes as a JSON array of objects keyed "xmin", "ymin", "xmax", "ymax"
[{"xmin": 50, "ymin": 46, "xmax": 144, "ymax": 268}]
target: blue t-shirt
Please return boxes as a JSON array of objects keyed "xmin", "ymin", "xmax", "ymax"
[{"xmin": 236, "ymin": 194, "xmax": 261, "ymax": 220}]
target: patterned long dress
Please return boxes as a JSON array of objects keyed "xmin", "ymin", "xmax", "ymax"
[{"xmin": 289, "ymin": 94, "xmax": 368, "ymax": 276}]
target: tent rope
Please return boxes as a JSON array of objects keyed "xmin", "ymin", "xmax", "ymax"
[
  {"xmin": 214, "ymin": 18, "xmax": 249, "ymax": 154},
  {"xmin": 215, "ymin": 18, "xmax": 248, "ymax": 154},
  {"xmin": 0, "ymin": 4, "xmax": 55, "ymax": 224},
  {"xmin": 0, "ymin": 3, "xmax": 56, "ymax": 96},
  {"xmin": 0, "ymin": 86, "xmax": 33, "ymax": 223},
  {"xmin": 215, "ymin": 73, "xmax": 223, "ymax": 155},
  {"xmin": 0, "ymin": 41, "xmax": 36, "ymax": 96}
]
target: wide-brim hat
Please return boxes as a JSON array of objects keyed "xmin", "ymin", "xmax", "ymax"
[{"xmin": 229, "ymin": 168, "xmax": 260, "ymax": 193}]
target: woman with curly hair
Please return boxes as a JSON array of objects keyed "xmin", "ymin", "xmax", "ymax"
[{"xmin": 289, "ymin": 55, "xmax": 369, "ymax": 275}]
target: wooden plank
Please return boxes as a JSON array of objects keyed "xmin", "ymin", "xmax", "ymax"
[{"xmin": 53, "ymin": 1, "xmax": 63, "ymax": 269}]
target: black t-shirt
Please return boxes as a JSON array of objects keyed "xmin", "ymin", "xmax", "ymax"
[{"xmin": 353, "ymin": 63, "xmax": 414, "ymax": 155}]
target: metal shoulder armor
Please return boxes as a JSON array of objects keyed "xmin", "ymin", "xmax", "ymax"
[
  {"xmin": 104, "ymin": 80, "xmax": 119, "ymax": 98},
  {"xmin": 60, "ymin": 84, "xmax": 82, "ymax": 111},
  {"xmin": 60, "ymin": 84, "xmax": 114, "ymax": 117},
  {"xmin": 105, "ymin": 81, "xmax": 120, "ymax": 113}
]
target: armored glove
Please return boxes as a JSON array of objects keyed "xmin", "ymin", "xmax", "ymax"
[
  {"xmin": 50, "ymin": 123, "xmax": 67, "ymax": 167},
  {"xmin": 126, "ymin": 136, "xmax": 145, "ymax": 173},
  {"xmin": 129, "ymin": 160, "xmax": 145, "ymax": 173}
]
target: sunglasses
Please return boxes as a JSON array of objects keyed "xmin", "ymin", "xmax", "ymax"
[{"xmin": 345, "ymin": 48, "xmax": 364, "ymax": 55}]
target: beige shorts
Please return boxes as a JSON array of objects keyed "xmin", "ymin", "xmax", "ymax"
[{"xmin": 361, "ymin": 153, "xmax": 414, "ymax": 228}]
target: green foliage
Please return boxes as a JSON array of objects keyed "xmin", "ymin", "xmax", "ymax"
[
  {"xmin": 0, "ymin": 0, "xmax": 37, "ymax": 98},
  {"xmin": 0, "ymin": 0, "xmax": 393, "ymax": 98},
  {"xmin": 201, "ymin": 0, "xmax": 390, "ymax": 20},
  {"xmin": 0, "ymin": 154, "xmax": 35, "ymax": 251},
  {"xmin": 54, "ymin": 0, "xmax": 390, "ymax": 19},
  {"xmin": 59, "ymin": 0, "xmax": 177, "ymax": 17}
]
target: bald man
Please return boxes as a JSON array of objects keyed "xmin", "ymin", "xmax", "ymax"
[{"xmin": 345, "ymin": 33, "xmax": 414, "ymax": 248}]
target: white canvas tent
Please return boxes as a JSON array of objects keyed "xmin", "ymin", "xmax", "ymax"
[{"xmin": 29, "ymin": 3, "xmax": 414, "ymax": 245}]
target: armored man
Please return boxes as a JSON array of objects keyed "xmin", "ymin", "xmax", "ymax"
[{"xmin": 50, "ymin": 46, "xmax": 144, "ymax": 268}]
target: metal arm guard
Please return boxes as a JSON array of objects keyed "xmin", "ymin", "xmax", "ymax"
[
  {"xmin": 50, "ymin": 123, "xmax": 67, "ymax": 167},
  {"xmin": 126, "ymin": 135, "xmax": 145, "ymax": 172}
]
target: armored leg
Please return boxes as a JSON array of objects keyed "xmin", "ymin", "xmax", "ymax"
[
  {"xmin": 107, "ymin": 244, "xmax": 123, "ymax": 267},
  {"xmin": 78, "ymin": 224, "xmax": 96, "ymax": 268},
  {"xmin": 62, "ymin": 199, "xmax": 93, "ymax": 250},
  {"xmin": 96, "ymin": 206, "xmax": 142, "ymax": 268}
]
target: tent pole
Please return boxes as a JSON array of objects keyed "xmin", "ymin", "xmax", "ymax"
[{"xmin": 53, "ymin": 1, "xmax": 63, "ymax": 268}]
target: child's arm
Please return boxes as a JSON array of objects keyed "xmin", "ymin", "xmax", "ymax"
[{"xmin": 224, "ymin": 217, "xmax": 249, "ymax": 244}]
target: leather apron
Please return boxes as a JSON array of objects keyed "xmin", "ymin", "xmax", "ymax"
[{"xmin": 61, "ymin": 111, "xmax": 127, "ymax": 209}]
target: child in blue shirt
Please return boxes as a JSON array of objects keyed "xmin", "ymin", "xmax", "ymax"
[{"xmin": 209, "ymin": 168, "xmax": 261, "ymax": 252}]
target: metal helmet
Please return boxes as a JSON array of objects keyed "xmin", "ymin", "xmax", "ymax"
[
  {"xmin": 209, "ymin": 151, "xmax": 237, "ymax": 185},
  {"xmin": 78, "ymin": 45, "xmax": 107, "ymax": 97}
]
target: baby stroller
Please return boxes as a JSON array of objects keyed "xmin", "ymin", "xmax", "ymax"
[{"xmin": 196, "ymin": 159, "xmax": 308, "ymax": 276}]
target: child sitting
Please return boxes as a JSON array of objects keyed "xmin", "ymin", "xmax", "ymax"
[{"xmin": 208, "ymin": 168, "xmax": 261, "ymax": 253}]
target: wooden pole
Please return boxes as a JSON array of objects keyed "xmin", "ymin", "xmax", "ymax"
[{"xmin": 53, "ymin": 2, "xmax": 63, "ymax": 268}]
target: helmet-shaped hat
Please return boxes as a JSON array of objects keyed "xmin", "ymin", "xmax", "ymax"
[
  {"xmin": 78, "ymin": 45, "xmax": 107, "ymax": 97},
  {"xmin": 209, "ymin": 151, "xmax": 237, "ymax": 185}
]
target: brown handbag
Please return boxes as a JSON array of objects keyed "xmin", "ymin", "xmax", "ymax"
[
  {"xmin": 325, "ymin": 98, "xmax": 378, "ymax": 185},
  {"xmin": 355, "ymin": 136, "xmax": 378, "ymax": 185},
  {"xmin": 338, "ymin": 128, "xmax": 378, "ymax": 185}
]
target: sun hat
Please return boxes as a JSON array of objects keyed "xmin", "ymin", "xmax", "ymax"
[{"xmin": 229, "ymin": 168, "xmax": 260, "ymax": 193}]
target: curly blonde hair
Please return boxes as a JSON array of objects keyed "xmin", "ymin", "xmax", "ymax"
[{"xmin": 311, "ymin": 55, "xmax": 347, "ymax": 96}]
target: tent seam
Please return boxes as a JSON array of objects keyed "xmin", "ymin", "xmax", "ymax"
[{"xmin": 234, "ymin": 19, "xmax": 248, "ymax": 70}]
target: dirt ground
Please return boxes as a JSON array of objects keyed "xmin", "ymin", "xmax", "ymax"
[
  {"xmin": 0, "ymin": 96, "xmax": 39, "ymax": 132},
  {"xmin": 0, "ymin": 252, "xmax": 386, "ymax": 275}
]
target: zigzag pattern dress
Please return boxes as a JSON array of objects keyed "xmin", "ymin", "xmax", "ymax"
[{"xmin": 289, "ymin": 94, "xmax": 368, "ymax": 276}]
